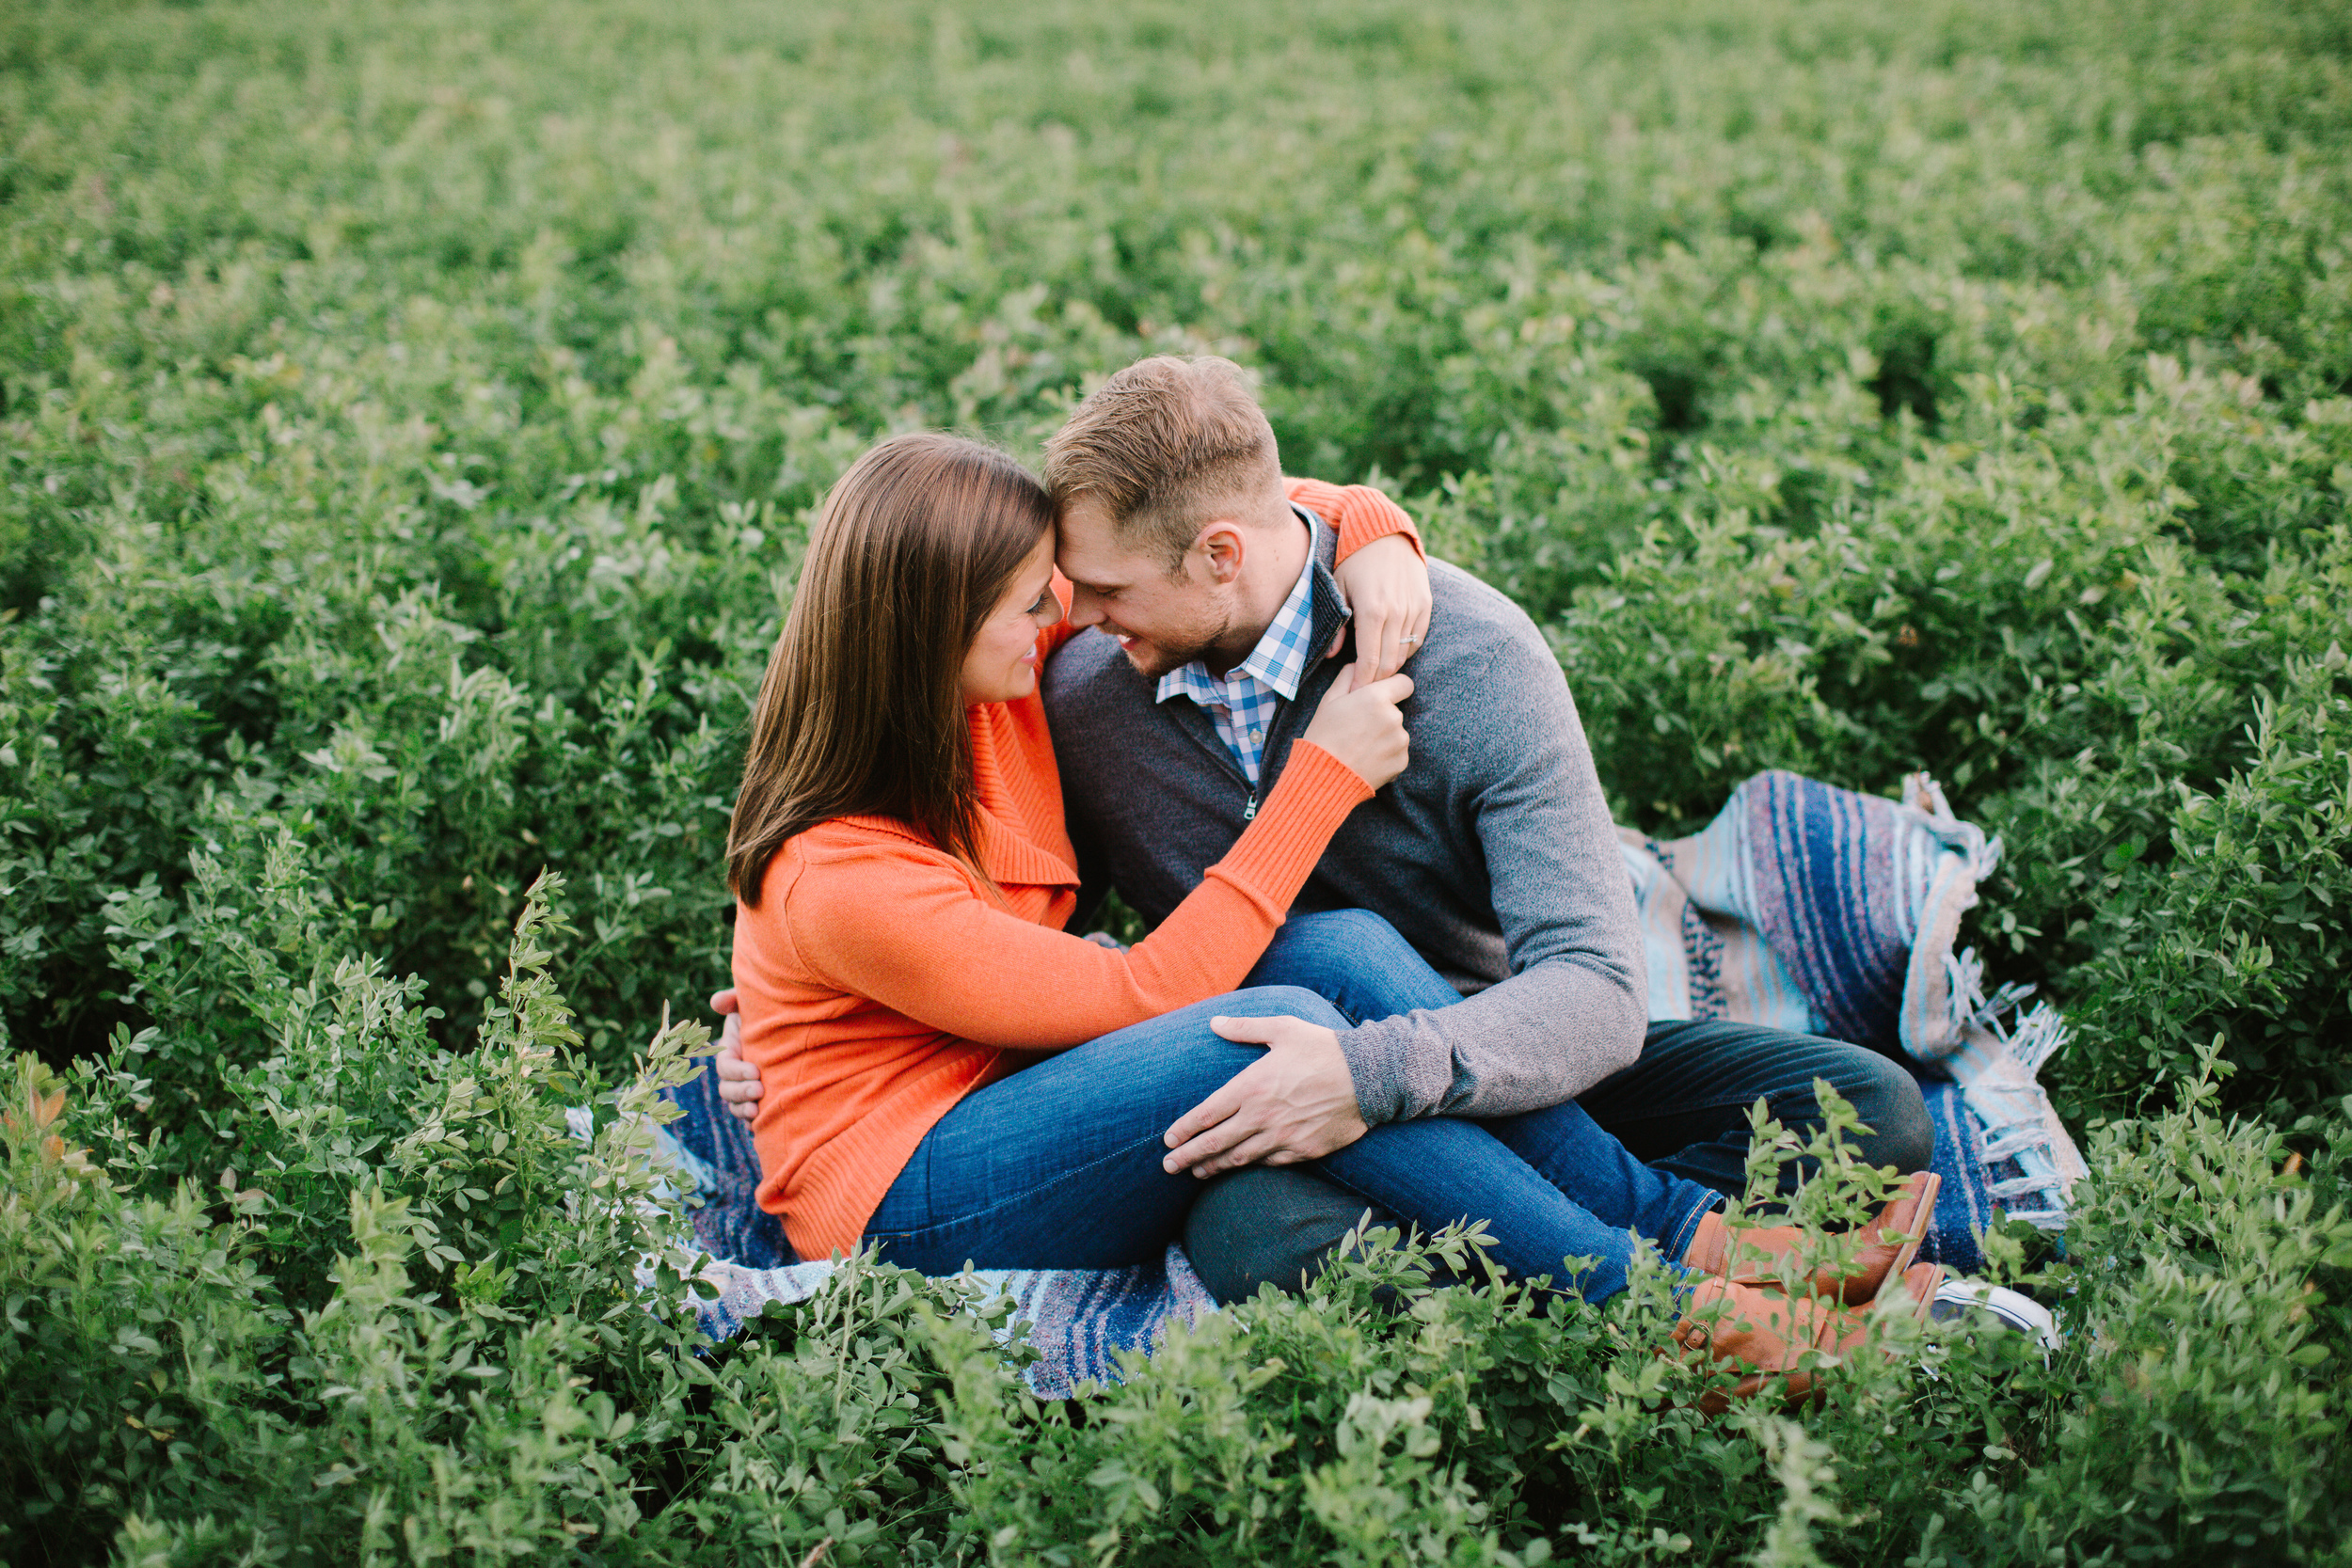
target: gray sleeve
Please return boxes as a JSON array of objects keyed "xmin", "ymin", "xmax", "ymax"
[{"xmin": 1335, "ymin": 639, "xmax": 1648, "ymax": 1123}]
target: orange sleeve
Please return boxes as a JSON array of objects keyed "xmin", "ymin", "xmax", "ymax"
[
  {"xmin": 1286, "ymin": 477, "xmax": 1424, "ymax": 562},
  {"xmin": 784, "ymin": 743, "xmax": 1374, "ymax": 1050}
]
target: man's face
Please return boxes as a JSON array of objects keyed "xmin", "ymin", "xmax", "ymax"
[{"xmin": 1056, "ymin": 496, "xmax": 1233, "ymax": 679}]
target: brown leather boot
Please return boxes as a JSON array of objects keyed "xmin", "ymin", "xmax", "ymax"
[
  {"xmin": 1680, "ymin": 1170, "xmax": 1941, "ymax": 1307},
  {"xmin": 1667, "ymin": 1261, "xmax": 1942, "ymax": 1414}
]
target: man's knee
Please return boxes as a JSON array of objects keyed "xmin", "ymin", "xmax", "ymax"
[
  {"xmin": 1184, "ymin": 1166, "xmax": 1389, "ymax": 1306},
  {"xmin": 1844, "ymin": 1053, "xmax": 1933, "ymax": 1176}
]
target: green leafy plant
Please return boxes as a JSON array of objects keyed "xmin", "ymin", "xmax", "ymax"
[{"xmin": 4, "ymin": 0, "xmax": 2350, "ymax": 1559}]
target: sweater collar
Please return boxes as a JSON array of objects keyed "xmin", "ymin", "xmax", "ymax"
[
  {"xmin": 1153, "ymin": 508, "xmax": 1326, "ymax": 708},
  {"xmin": 1301, "ymin": 501, "xmax": 1353, "ymax": 670}
]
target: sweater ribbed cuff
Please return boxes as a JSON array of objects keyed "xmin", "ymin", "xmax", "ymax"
[
  {"xmin": 1334, "ymin": 504, "xmax": 1423, "ymax": 562},
  {"xmin": 1206, "ymin": 742, "xmax": 1374, "ymax": 915},
  {"xmin": 1335, "ymin": 1015, "xmax": 1414, "ymax": 1126}
]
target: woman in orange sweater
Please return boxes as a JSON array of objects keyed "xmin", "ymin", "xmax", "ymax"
[
  {"xmin": 725, "ymin": 431, "xmax": 1420, "ymax": 1264},
  {"xmin": 725, "ymin": 433, "xmax": 1934, "ymax": 1392}
]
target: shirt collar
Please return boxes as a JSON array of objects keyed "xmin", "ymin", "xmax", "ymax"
[{"xmin": 1155, "ymin": 507, "xmax": 1334, "ymax": 705}]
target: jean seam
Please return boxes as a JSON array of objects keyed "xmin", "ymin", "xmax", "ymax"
[{"xmin": 1661, "ymin": 1188, "xmax": 1722, "ymax": 1265}]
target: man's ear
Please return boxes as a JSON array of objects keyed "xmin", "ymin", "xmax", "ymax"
[{"xmin": 1196, "ymin": 520, "xmax": 1247, "ymax": 584}]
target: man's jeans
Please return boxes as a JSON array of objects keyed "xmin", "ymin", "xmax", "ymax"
[
  {"xmin": 1183, "ymin": 911, "xmax": 1937, "ymax": 1304},
  {"xmin": 864, "ymin": 913, "xmax": 1722, "ymax": 1300}
]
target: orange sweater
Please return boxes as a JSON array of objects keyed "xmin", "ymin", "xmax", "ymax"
[{"xmin": 731, "ymin": 479, "xmax": 1420, "ymax": 1259}]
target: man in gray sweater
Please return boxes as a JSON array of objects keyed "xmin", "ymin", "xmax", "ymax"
[{"xmin": 1038, "ymin": 356, "xmax": 1929, "ymax": 1300}]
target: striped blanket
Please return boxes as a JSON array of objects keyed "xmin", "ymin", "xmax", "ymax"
[
  {"xmin": 654, "ymin": 769, "xmax": 2083, "ymax": 1390},
  {"xmin": 644, "ymin": 1078, "xmax": 1216, "ymax": 1397},
  {"xmin": 1619, "ymin": 770, "xmax": 2085, "ymax": 1269}
]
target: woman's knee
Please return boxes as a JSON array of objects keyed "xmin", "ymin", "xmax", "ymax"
[
  {"xmin": 1284, "ymin": 908, "xmax": 1406, "ymax": 947},
  {"xmin": 1215, "ymin": 985, "xmax": 1350, "ymax": 1030},
  {"xmin": 1248, "ymin": 911, "xmax": 1457, "ymax": 1022},
  {"xmin": 1261, "ymin": 909, "xmax": 1417, "ymax": 969}
]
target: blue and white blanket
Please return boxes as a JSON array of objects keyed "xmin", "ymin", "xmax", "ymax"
[
  {"xmin": 1619, "ymin": 770, "xmax": 2086, "ymax": 1263},
  {"xmin": 653, "ymin": 770, "xmax": 2085, "ymax": 1392},
  {"xmin": 644, "ymin": 1069, "xmax": 1215, "ymax": 1397}
]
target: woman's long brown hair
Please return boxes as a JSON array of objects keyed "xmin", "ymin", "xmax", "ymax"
[{"xmin": 727, "ymin": 433, "xmax": 1055, "ymax": 905}]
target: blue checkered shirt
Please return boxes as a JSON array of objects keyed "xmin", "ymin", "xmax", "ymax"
[{"xmin": 1155, "ymin": 509, "xmax": 1337, "ymax": 788}]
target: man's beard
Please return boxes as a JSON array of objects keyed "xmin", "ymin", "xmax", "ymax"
[{"xmin": 1116, "ymin": 614, "xmax": 1229, "ymax": 680}]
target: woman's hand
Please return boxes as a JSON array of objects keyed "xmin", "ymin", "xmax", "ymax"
[
  {"xmin": 1331, "ymin": 531, "xmax": 1432, "ymax": 686},
  {"xmin": 1300, "ymin": 671, "xmax": 1414, "ymax": 790}
]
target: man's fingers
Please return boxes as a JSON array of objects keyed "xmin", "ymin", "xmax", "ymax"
[
  {"xmin": 1163, "ymin": 1077, "xmax": 1248, "ymax": 1150},
  {"xmin": 713, "ymin": 1019, "xmax": 759, "ymax": 1124},
  {"xmin": 1168, "ymin": 1018, "xmax": 1355, "ymax": 1172},
  {"xmin": 1207, "ymin": 1013, "xmax": 1287, "ymax": 1046},
  {"xmin": 1181, "ymin": 1128, "xmax": 1288, "ymax": 1179},
  {"xmin": 1162, "ymin": 1109, "xmax": 1254, "ymax": 1174},
  {"xmin": 716, "ymin": 1049, "xmax": 760, "ymax": 1122}
]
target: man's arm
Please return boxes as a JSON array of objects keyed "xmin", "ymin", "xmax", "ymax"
[
  {"xmin": 1159, "ymin": 613, "xmax": 1648, "ymax": 1167},
  {"xmin": 1336, "ymin": 636, "xmax": 1648, "ymax": 1125}
]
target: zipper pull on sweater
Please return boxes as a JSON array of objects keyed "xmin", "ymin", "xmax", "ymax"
[{"xmin": 1244, "ymin": 789, "xmax": 1259, "ymax": 821}]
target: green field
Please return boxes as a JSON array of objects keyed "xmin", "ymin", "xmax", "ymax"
[{"xmin": 5, "ymin": 0, "xmax": 2351, "ymax": 1561}]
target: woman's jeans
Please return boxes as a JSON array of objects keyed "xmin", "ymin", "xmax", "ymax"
[{"xmin": 863, "ymin": 911, "xmax": 1721, "ymax": 1299}]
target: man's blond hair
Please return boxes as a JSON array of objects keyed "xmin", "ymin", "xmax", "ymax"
[{"xmin": 1042, "ymin": 356, "xmax": 1283, "ymax": 571}]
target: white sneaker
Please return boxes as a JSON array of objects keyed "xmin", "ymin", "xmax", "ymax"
[{"xmin": 1929, "ymin": 1276, "xmax": 2060, "ymax": 1353}]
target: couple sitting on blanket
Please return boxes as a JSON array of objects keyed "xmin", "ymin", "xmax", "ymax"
[{"xmin": 708, "ymin": 355, "xmax": 1946, "ymax": 1403}]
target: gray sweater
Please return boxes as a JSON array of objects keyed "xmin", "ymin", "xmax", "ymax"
[{"xmin": 1042, "ymin": 515, "xmax": 1647, "ymax": 1125}]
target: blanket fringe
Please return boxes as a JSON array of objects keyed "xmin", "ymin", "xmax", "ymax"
[{"xmin": 1942, "ymin": 996, "xmax": 2088, "ymax": 1227}]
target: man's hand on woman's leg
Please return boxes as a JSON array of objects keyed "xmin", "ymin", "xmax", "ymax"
[
  {"xmin": 708, "ymin": 989, "xmax": 761, "ymax": 1123},
  {"xmin": 1161, "ymin": 1014, "xmax": 1368, "ymax": 1178}
]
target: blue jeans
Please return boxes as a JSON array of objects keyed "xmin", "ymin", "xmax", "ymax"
[{"xmin": 863, "ymin": 911, "xmax": 1722, "ymax": 1299}]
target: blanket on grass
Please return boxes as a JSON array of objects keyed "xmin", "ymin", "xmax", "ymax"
[
  {"xmin": 644, "ymin": 1082, "xmax": 1216, "ymax": 1397},
  {"xmin": 1618, "ymin": 770, "xmax": 2087, "ymax": 1260},
  {"xmin": 657, "ymin": 770, "xmax": 2086, "ymax": 1393}
]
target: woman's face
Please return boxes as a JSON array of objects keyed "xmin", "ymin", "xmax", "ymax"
[{"xmin": 959, "ymin": 532, "xmax": 1061, "ymax": 705}]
